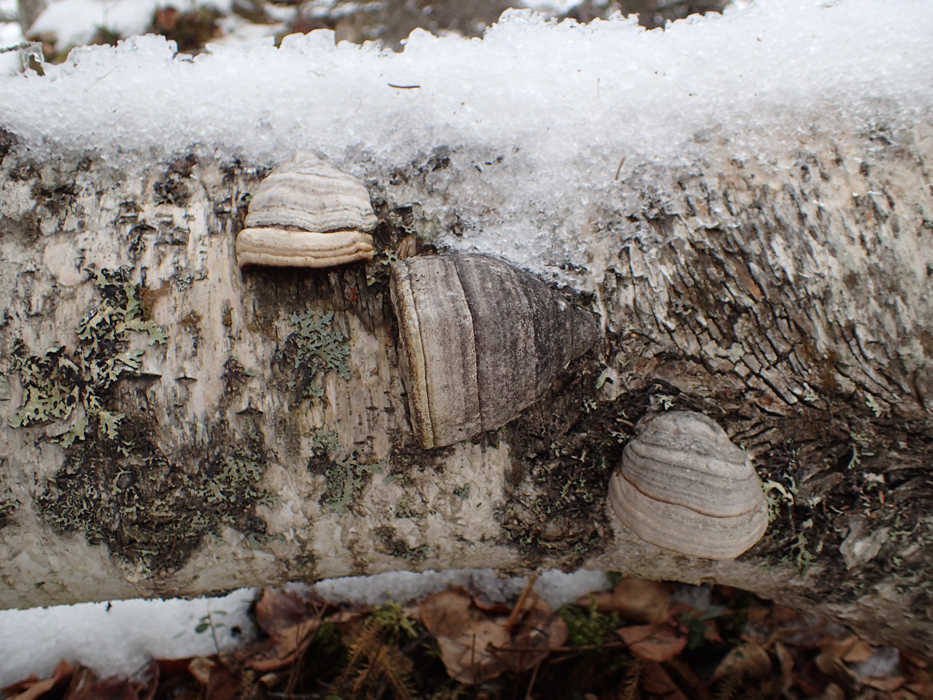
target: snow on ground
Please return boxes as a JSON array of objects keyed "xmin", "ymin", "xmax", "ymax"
[
  {"xmin": 0, "ymin": 0, "xmax": 930, "ymax": 686},
  {"xmin": 27, "ymin": 0, "xmax": 163, "ymax": 47},
  {"xmin": 0, "ymin": 587, "xmax": 257, "ymax": 687},
  {"xmin": 0, "ymin": 570, "xmax": 610, "ymax": 686}
]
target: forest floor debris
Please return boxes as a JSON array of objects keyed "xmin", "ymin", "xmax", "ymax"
[{"xmin": 3, "ymin": 577, "xmax": 929, "ymax": 699}]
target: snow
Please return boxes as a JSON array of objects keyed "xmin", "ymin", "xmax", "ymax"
[
  {"xmin": 0, "ymin": 570, "xmax": 609, "ymax": 686},
  {"xmin": 27, "ymin": 0, "xmax": 164, "ymax": 46},
  {"xmin": 1, "ymin": 0, "xmax": 930, "ymax": 276},
  {"xmin": 0, "ymin": 0, "xmax": 930, "ymax": 686},
  {"xmin": 0, "ymin": 588, "xmax": 257, "ymax": 686}
]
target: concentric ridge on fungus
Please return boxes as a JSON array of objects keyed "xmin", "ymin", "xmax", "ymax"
[
  {"xmin": 235, "ymin": 152, "xmax": 377, "ymax": 268},
  {"xmin": 389, "ymin": 254, "xmax": 598, "ymax": 448},
  {"xmin": 608, "ymin": 410, "xmax": 768, "ymax": 560}
]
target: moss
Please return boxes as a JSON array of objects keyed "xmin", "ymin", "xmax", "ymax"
[
  {"xmin": 279, "ymin": 310, "xmax": 351, "ymax": 401},
  {"xmin": 308, "ymin": 429, "xmax": 381, "ymax": 514},
  {"xmin": 9, "ymin": 267, "xmax": 166, "ymax": 447},
  {"xmin": 559, "ymin": 604, "xmax": 622, "ymax": 647}
]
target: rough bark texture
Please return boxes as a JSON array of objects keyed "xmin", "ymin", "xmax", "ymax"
[{"xmin": 0, "ymin": 121, "xmax": 930, "ymax": 656}]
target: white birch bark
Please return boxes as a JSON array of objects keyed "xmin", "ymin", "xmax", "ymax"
[{"xmin": 0, "ymin": 120, "xmax": 930, "ymax": 655}]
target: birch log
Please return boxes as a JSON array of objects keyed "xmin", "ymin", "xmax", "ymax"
[{"xmin": 0, "ymin": 121, "xmax": 930, "ymax": 656}]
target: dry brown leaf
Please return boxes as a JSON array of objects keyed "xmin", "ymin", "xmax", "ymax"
[
  {"xmin": 6, "ymin": 660, "xmax": 74, "ymax": 700},
  {"xmin": 861, "ymin": 675, "xmax": 905, "ymax": 692},
  {"xmin": 188, "ymin": 657, "xmax": 216, "ymax": 686},
  {"xmin": 420, "ymin": 589, "xmax": 479, "ymax": 638},
  {"xmin": 420, "ymin": 589, "xmax": 511, "ymax": 683},
  {"xmin": 436, "ymin": 620, "xmax": 511, "ymax": 684},
  {"xmin": 617, "ymin": 624, "xmax": 686, "ymax": 663},
  {"xmin": 254, "ymin": 588, "xmax": 320, "ymax": 635},
  {"xmin": 816, "ymin": 636, "xmax": 859, "ymax": 684},
  {"xmin": 68, "ymin": 677, "xmax": 139, "ymax": 700},
  {"xmin": 578, "ymin": 578, "xmax": 671, "ymax": 624},
  {"xmin": 841, "ymin": 638, "xmax": 874, "ymax": 664},
  {"xmin": 62, "ymin": 666, "xmax": 142, "ymax": 700},
  {"xmin": 420, "ymin": 587, "xmax": 566, "ymax": 683},
  {"xmin": 820, "ymin": 682, "xmax": 846, "ymax": 700},
  {"xmin": 496, "ymin": 591, "xmax": 567, "ymax": 673},
  {"xmin": 204, "ymin": 664, "xmax": 238, "ymax": 700},
  {"xmin": 9, "ymin": 677, "xmax": 59, "ymax": 700},
  {"xmin": 904, "ymin": 680, "xmax": 933, "ymax": 698},
  {"xmin": 774, "ymin": 640, "xmax": 795, "ymax": 695},
  {"xmin": 641, "ymin": 662, "xmax": 689, "ymax": 700},
  {"xmin": 246, "ymin": 618, "xmax": 321, "ymax": 672},
  {"xmin": 711, "ymin": 640, "xmax": 772, "ymax": 682}
]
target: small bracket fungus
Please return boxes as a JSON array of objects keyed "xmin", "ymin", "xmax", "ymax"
[
  {"xmin": 608, "ymin": 410, "xmax": 768, "ymax": 560},
  {"xmin": 235, "ymin": 152, "xmax": 377, "ymax": 268},
  {"xmin": 389, "ymin": 254, "xmax": 598, "ymax": 448}
]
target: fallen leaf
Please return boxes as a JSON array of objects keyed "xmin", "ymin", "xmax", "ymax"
[
  {"xmin": 841, "ymin": 638, "xmax": 874, "ymax": 664},
  {"xmin": 496, "ymin": 591, "xmax": 567, "ymax": 673},
  {"xmin": 861, "ymin": 675, "xmax": 905, "ymax": 692},
  {"xmin": 204, "ymin": 664, "xmax": 238, "ymax": 700},
  {"xmin": 254, "ymin": 588, "xmax": 321, "ymax": 635},
  {"xmin": 188, "ymin": 657, "xmax": 215, "ymax": 686},
  {"xmin": 420, "ymin": 588, "xmax": 566, "ymax": 683},
  {"xmin": 420, "ymin": 589, "xmax": 511, "ymax": 683},
  {"xmin": 578, "ymin": 578, "xmax": 671, "ymax": 624},
  {"xmin": 6, "ymin": 660, "xmax": 74, "ymax": 700},
  {"xmin": 617, "ymin": 624, "xmax": 686, "ymax": 663},
  {"xmin": 712, "ymin": 641, "xmax": 772, "ymax": 682},
  {"xmin": 246, "ymin": 618, "xmax": 321, "ymax": 672},
  {"xmin": 641, "ymin": 662, "xmax": 689, "ymax": 700}
]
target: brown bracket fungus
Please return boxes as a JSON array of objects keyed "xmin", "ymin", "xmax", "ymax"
[
  {"xmin": 608, "ymin": 410, "xmax": 768, "ymax": 560},
  {"xmin": 235, "ymin": 152, "xmax": 377, "ymax": 268},
  {"xmin": 389, "ymin": 253, "xmax": 598, "ymax": 449}
]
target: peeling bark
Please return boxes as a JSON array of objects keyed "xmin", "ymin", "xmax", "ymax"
[{"xmin": 0, "ymin": 122, "xmax": 930, "ymax": 656}]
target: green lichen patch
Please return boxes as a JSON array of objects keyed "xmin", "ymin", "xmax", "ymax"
[
  {"xmin": 10, "ymin": 268, "xmax": 166, "ymax": 446},
  {"xmin": 36, "ymin": 418, "xmax": 270, "ymax": 571},
  {"xmin": 277, "ymin": 310, "xmax": 350, "ymax": 401},
  {"xmin": 308, "ymin": 429, "xmax": 381, "ymax": 514}
]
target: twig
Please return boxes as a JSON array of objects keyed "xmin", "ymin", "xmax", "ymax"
[
  {"xmin": 614, "ymin": 156, "xmax": 627, "ymax": 180},
  {"xmin": 505, "ymin": 573, "xmax": 539, "ymax": 631}
]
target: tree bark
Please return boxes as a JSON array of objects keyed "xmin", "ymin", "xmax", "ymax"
[{"xmin": 0, "ymin": 121, "xmax": 930, "ymax": 656}]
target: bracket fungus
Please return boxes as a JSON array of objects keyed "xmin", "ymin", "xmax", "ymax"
[
  {"xmin": 389, "ymin": 254, "xmax": 598, "ymax": 449},
  {"xmin": 608, "ymin": 410, "xmax": 768, "ymax": 560},
  {"xmin": 235, "ymin": 152, "xmax": 377, "ymax": 268}
]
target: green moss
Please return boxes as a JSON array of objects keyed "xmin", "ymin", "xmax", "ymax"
[
  {"xmin": 282, "ymin": 310, "xmax": 351, "ymax": 401},
  {"xmin": 309, "ymin": 429, "xmax": 381, "ymax": 514},
  {"xmin": 10, "ymin": 267, "xmax": 166, "ymax": 446},
  {"xmin": 559, "ymin": 603, "xmax": 621, "ymax": 647}
]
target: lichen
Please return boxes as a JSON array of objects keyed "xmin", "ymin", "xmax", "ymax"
[
  {"xmin": 281, "ymin": 310, "xmax": 350, "ymax": 400},
  {"xmin": 309, "ymin": 429, "xmax": 381, "ymax": 514},
  {"xmin": 37, "ymin": 419, "xmax": 270, "ymax": 571},
  {"xmin": 9, "ymin": 267, "xmax": 166, "ymax": 446}
]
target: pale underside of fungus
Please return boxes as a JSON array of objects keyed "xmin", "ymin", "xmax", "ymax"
[
  {"xmin": 608, "ymin": 410, "xmax": 769, "ymax": 560},
  {"xmin": 389, "ymin": 254, "xmax": 599, "ymax": 449},
  {"xmin": 235, "ymin": 152, "xmax": 377, "ymax": 268}
]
